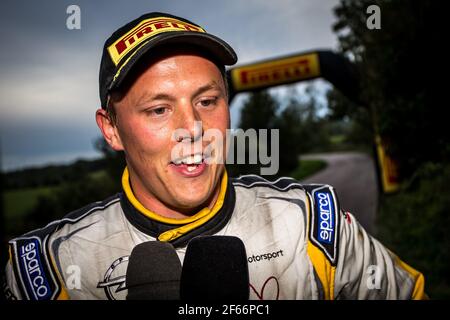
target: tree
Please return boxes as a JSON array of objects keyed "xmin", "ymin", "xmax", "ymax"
[
  {"xmin": 227, "ymin": 90, "xmax": 279, "ymax": 177},
  {"xmin": 327, "ymin": 88, "xmax": 373, "ymax": 150},
  {"xmin": 275, "ymin": 86, "xmax": 331, "ymax": 176},
  {"xmin": 228, "ymin": 86, "xmax": 331, "ymax": 178},
  {"xmin": 332, "ymin": 0, "xmax": 449, "ymax": 298},
  {"xmin": 332, "ymin": 0, "xmax": 447, "ymax": 178},
  {"xmin": 94, "ymin": 137, "xmax": 125, "ymax": 191},
  {"xmin": 11, "ymin": 138, "xmax": 125, "ymax": 236},
  {"xmin": 238, "ymin": 90, "xmax": 279, "ymax": 131}
]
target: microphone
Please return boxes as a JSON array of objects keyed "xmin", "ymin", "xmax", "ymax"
[
  {"xmin": 180, "ymin": 235, "xmax": 249, "ymax": 301},
  {"xmin": 126, "ymin": 241, "xmax": 182, "ymax": 300}
]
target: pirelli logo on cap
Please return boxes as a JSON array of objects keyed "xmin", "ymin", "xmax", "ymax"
[
  {"xmin": 108, "ymin": 17, "xmax": 206, "ymax": 66},
  {"xmin": 230, "ymin": 53, "xmax": 320, "ymax": 92}
]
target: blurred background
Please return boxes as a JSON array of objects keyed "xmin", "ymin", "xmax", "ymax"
[{"xmin": 1, "ymin": 0, "xmax": 447, "ymax": 298}]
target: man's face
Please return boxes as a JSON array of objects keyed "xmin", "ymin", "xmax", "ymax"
[{"xmin": 103, "ymin": 52, "xmax": 229, "ymax": 214}]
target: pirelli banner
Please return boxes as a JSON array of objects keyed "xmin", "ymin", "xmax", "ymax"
[
  {"xmin": 227, "ymin": 50, "xmax": 360, "ymax": 104},
  {"xmin": 227, "ymin": 50, "xmax": 399, "ymax": 194}
]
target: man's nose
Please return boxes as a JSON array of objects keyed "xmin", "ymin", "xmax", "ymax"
[{"xmin": 175, "ymin": 102, "xmax": 203, "ymax": 143}]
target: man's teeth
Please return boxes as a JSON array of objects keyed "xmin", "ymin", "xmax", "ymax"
[{"xmin": 174, "ymin": 154, "xmax": 203, "ymax": 165}]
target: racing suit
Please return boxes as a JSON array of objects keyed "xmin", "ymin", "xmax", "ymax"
[{"xmin": 3, "ymin": 169, "xmax": 426, "ymax": 300}]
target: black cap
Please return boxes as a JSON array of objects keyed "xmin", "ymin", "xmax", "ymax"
[{"xmin": 99, "ymin": 12, "xmax": 238, "ymax": 108}]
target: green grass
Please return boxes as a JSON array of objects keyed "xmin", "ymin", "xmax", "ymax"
[
  {"xmin": 89, "ymin": 169, "xmax": 109, "ymax": 181},
  {"xmin": 290, "ymin": 159, "xmax": 327, "ymax": 180},
  {"xmin": 2, "ymin": 170, "xmax": 108, "ymax": 220},
  {"xmin": 376, "ymin": 162, "xmax": 450, "ymax": 299},
  {"xmin": 2, "ymin": 186, "xmax": 58, "ymax": 219},
  {"xmin": 330, "ymin": 134, "xmax": 346, "ymax": 145}
]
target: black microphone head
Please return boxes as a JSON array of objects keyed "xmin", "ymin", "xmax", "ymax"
[
  {"xmin": 126, "ymin": 241, "xmax": 182, "ymax": 300},
  {"xmin": 181, "ymin": 235, "xmax": 249, "ymax": 301}
]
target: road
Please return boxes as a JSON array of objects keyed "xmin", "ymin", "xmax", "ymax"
[{"xmin": 301, "ymin": 152, "xmax": 378, "ymax": 234}]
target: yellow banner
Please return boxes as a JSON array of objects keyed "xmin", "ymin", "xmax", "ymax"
[
  {"xmin": 108, "ymin": 17, "xmax": 206, "ymax": 66},
  {"xmin": 230, "ymin": 53, "xmax": 320, "ymax": 92}
]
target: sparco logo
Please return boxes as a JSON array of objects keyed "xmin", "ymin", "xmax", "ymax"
[
  {"xmin": 316, "ymin": 192, "xmax": 334, "ymax": 244},
  {"xmin": 19, "ymin": 240, "xmax": 51, "ymax": 300},
  {"xmin": 97, "ymin": 256, "xmax": 129, "ymax": 300}
]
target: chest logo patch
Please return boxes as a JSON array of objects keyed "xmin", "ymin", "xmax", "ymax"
[
  {"xmin": 97, "ymin": 256, "xmax": 129, "ymax": 300},
  {"xmin": 309, "ymin": 186, "xmax": 340, "ymax": 265}
]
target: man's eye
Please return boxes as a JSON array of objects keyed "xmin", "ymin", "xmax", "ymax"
[
  {"xmin": 149, "ymin": 107, "xmax": 167, "ymax": 116},
  {"xmin": 198, "ymin": 98, "xmax": 217, "ymax": 107}
]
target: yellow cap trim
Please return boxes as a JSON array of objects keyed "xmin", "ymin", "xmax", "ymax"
[
  {"xmin": 305, "ymin": 194, "xmax": 336, "ymax": 300},
  {"xmin": 122, "ymin": 166, "xmax": 228, "ymax": 242}
]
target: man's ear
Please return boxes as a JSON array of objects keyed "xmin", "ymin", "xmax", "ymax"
[{"xmin": 95, "ymin": 108, "xmax": 124, "ymax": 151}]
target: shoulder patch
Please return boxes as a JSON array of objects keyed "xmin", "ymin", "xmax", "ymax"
[
  {"xmin": 305, "ymin": 184, "xmax": 340, "ymax": 265},
  {"xmin": 9, "ymin": 237, "xmax": 58, "ymax": 300},
  {"xmin": 8, "ymin": 193, "xmax": 121, "ymax": 300}
]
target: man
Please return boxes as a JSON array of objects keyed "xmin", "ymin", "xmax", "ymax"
[{"xmin": 3, "ymin": 12, "xmax": 425, "ymax": 300}]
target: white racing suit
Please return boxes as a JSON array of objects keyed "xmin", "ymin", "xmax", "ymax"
[{"xmin": 3, "ymin": 171, "xmax": 426, "ymax": 300}]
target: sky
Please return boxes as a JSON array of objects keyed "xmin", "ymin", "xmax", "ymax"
[{"xmin": 0, "ymin": 0, "xmax": 341, "ymax": 172}]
